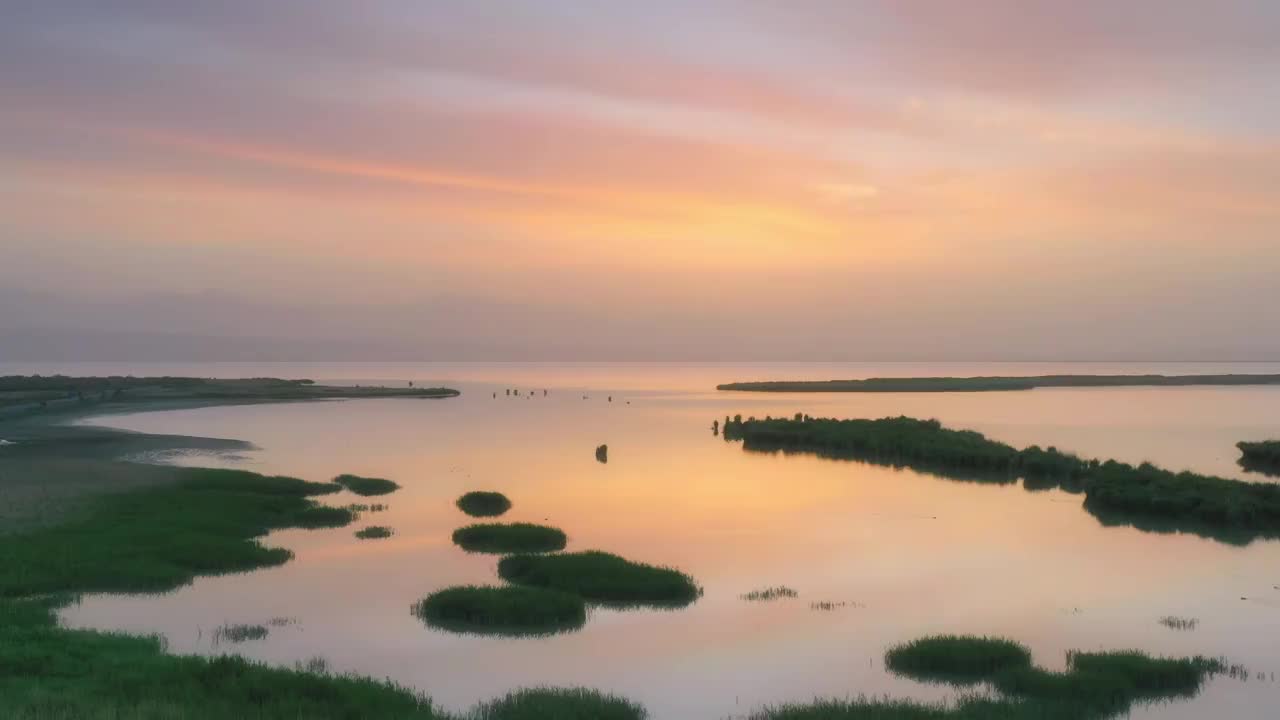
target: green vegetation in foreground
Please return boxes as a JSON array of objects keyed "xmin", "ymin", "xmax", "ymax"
[
  {"xmin": 750, "ymin": 634, "xmax": 1226, "ymax": 720},
  {"xmin": 334, "ymin": 473, "xmax": 401, "ymax": 496},
  {"xmin": 452, "ymin": 522, "xmax": 567, "ymax": 553},
  {"xmin": 412, "ymin": 585, "xmax": 587, "ymax": 636},
  {"xmin": 722, "ymin": 415, "xmax": 1280, "ymax": 543},
  {"xmin": 471, "ymin": 687, "xmax": 646, "ymax": 720},
  {"xmin": 498, "ymin": 551, "xmax": 701, "ymax": 607},
  {"xmin": 741, "ymin": 586, "xmax": 798, "ymax": 601},
  {"xmin": 0, "ymin": 468, "xmax": 351, "ymax": 597},
  {"xmin": 0, "ymin": 374, "xmax": 459, "ymax": 419},
  {"xmin": 717, "ymin": 373, "xmax": 1280, "ymax": 393},
  {"xmin": 356, "ymin": 525, "xmax": 395, "ymax": 540},
  {"xmin": 1237, "ymin": 440, "xmax": 1280, "ymax": 476},
  {"xmin": 0, "ymin": 596, "xmax": 445, "ymax": 719},
  {"xmin": 456, "ymin": 490, "xmax": 512, "ymax": 517}
]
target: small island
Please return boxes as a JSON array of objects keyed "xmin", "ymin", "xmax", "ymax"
[
  {"xmin": 717, "ymin": 373, "xmax": 1280, "ymax": 393},
  {"xmin": 1238, "ymin": 440, "xmax": 1280, "ymax": 476}
]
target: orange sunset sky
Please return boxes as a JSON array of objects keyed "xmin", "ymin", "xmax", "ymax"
[{"xmin": 2, "ymin": 1, "xmax": 1277, "ymax": 360}]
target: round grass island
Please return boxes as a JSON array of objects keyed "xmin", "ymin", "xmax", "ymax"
[
  {"xmin": 412, "ymin": 585, "xmax": 586, "ymax": 637},
  {"xmin": 452, "ymin": 523, "xmax": 567, "ymax": 553},
  {"xmin": 497, "ymin": 551, "xmax": 701, "ymax": 607},
  {"xmin": 456, "ymin": 491, "xmax": 512, "ymax": 517},
  {"xmin": 333, "ymin": 474, "xmax": 401, "ymax": 496}
]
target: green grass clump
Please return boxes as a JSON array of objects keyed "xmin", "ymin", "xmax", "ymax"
[
  {"xmin": 471, "ymin": 687, "xmax": 646, "ymax": 719},
  {"xmin": 412, "ymin": 585, "xmax": 586, "ymax": 636},
  {"xmin": 0, "ymin": 468, "xmax": 354, "ymax": 597},
  {"xmin": 885, "ymin": 635, "xmax": 1033, "ymax": 684},
  {"xmin": 452, "ymin": 523, "xmax": 566, "ymax": 553},
  {"xmin": 497, "ymin": 551, "xmax": 700, "ymax": 607},
  {"xmin": 758, "ymin": 638, "xmax": 1228, "ymax": 720},
  {"xmin": 355, "ymin": 526, "xmax": 394, "ymax": 540},
  {"xmin": 334, "ymin": 474, "xmax": 400, "ymax": 496},
  {"xmin": 456, "ymin": 491, "xmax": 512, "ymax": 517}
]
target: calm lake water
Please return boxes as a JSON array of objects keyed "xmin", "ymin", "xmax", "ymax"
[{"xmin": 16, "ymin": 362, "xmax": 1280, "ymax": 719}]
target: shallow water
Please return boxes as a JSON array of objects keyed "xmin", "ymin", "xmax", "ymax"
[{"xmin": 21, "ymin": 361, "xmax": 1280, "ymax": 719}]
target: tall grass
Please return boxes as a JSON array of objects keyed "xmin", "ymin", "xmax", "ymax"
[{"xmin": 355, "ymin": 526, "xmax": 394, "ymax": 540}]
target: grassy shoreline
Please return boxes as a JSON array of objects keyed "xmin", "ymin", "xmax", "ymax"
[
  {"xmin": 723, "ymin": 415, "xmax": 1280, "ymax": 544},
  {"xmin": 717, "ymin": 374, "xmax": 1280, "ymax": 393}
]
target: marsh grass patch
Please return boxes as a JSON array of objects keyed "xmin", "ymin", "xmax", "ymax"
[
  {"xmin": 885, "ymin": 635, "xmax": 1033, "ymax": 685},
  {"xmin": 457, "ymin": 491, "xmax": 512, "ymax": 517},
  {"xmin": 412, "ymin": 585, "xmax": 586, "ymax": 637},
  {"xmin": 355, "ymin": 526, "xmax": 394, "ymax": 540},
  {"xmin": 334, "ymin": 474, "xmax": 400, "ymax": 496},
  {"xmin": 0, "ymin": 468, "xmax": 355, "ymax": 597},
  {"xmin": 497, "ymin": 551, "xmax": 700, "ymax": 607},
  {"xmin": 452, "ymin": 523, "xmax": 566, "ymax": 553}
]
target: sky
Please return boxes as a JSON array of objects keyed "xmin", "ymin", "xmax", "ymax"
[{"xmin": 2, "ymin": 1, "xmax": 1278, "ymax": 361}]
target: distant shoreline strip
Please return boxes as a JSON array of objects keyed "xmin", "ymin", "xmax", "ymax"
[{"xmin": 716, "ymin": 374, "xmax": 1280, "ymax": 393}]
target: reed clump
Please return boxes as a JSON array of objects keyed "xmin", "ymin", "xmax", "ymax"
[
  {"xmin": 741, "ymin": 586, "xmax": 798, "ymax": 601},
  {"xmin": 1158, "ymin": 616, "xmax": 1198, "ymax": 631},
  {"xmin": 355, "ymin": 526, "xmax": 394, "ymax": 540}
]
